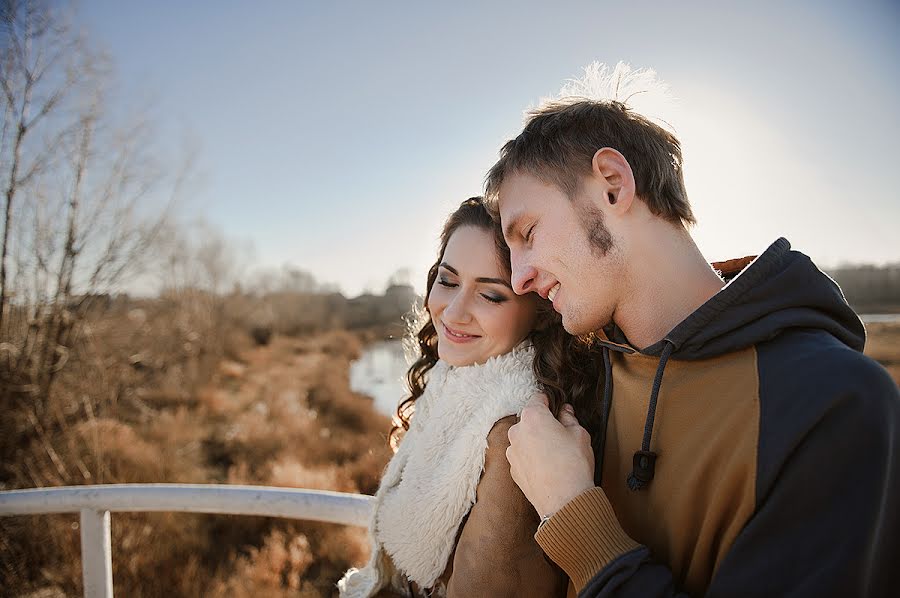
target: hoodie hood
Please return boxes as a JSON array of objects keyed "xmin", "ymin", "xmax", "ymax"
[
  {"xmin": 599, "ymin": 238, "xmax": 867, "ymax": 492},
  {"xmin": 622, "ymin": 238, "xmax": 866, "ymax": 359}
]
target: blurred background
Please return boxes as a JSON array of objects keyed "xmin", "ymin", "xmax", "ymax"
[{"xmin": 1, "ymin": 0, "xmax": 898, "ymax": 596}]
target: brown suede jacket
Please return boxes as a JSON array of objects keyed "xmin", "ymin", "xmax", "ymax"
[{"xmin": 379, "ymin": 416, "xmax": 567, "ymax": 598}]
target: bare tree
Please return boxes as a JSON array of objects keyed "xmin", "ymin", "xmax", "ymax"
[
  {"xmin": 0, "ymin": 0, "xmax": 191, "ymax": 405},
  {"xmin": 1, "ymin": 0, "xmax": 80, "ymax": 335},
  {"xmin": 158, "ymin": 220, "xmax": 253, "ymax": 297}
]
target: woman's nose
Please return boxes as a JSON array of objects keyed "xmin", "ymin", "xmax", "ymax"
[{"xmin": 442, "ymin": 291, "xmax": 471, "ymax": 323}]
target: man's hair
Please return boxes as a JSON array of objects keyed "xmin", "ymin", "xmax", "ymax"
[{"xmin": 484, "ymin": 98, "xmax": 695, "ymax": 226}]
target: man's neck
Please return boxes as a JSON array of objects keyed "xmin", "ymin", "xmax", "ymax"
[{"xmin": 613, "ymin": 223, "xmax": 724, "ymax": 351}]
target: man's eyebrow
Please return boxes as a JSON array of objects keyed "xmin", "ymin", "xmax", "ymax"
[
  {"xmin": 476, "ymin": 277, "xmax": 513, "ymax": 290},
  {"xmin": 503, "ymin": 212, "xmax": 522, "ymax": 242}
]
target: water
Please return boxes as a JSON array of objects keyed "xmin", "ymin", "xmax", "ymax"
[
  {"xmin": 350, "ymin": 340, "xmax": 409, "ymax": 416},
  {"xmin": 860, "ymin": 314, "xmax": 900, "ymax": 324}
]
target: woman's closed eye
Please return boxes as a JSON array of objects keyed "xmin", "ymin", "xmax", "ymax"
[
  {"xmin": 438, "ymin": 277, "xmax": 506, "ymax": 304},
  {"xmin": 481, "ymin": 292, "xmax": 507, "ymax": 304}
]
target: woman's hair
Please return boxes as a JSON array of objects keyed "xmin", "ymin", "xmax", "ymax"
[{"xmin": 389, "ymin": 197, "xmax": 604, "ymax": 483}]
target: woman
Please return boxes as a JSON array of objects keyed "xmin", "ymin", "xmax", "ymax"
[{"xmin": 339, "ymin": 197, "xmax": 600, "ymax": 597}]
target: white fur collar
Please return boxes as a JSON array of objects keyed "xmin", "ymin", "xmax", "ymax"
[{"xmin": 338, "ymin": 344, "xmax": 537, "ymax": 595}]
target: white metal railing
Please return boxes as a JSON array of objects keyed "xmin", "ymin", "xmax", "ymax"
[{"xmin": 0, "ymin": 483, "xmax": 375, "ymax": 598}]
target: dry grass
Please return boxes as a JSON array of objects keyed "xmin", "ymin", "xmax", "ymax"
[
  {"xmin": 1, "ymin": 298, "xmax": 393, "ymax": 597},
  {"xmin": 865, "ymin": 321, "xmax": 900, "ymax": 385}
]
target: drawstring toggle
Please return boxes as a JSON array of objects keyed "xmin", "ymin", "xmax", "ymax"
[{"xmin": 627, "ymin": 450, "xmax": 657, "ymax": 491}]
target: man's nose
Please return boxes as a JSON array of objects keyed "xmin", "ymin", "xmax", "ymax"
[{"xmin": 511, "ymin": 255, "xmax": 537, "ymax": 295}]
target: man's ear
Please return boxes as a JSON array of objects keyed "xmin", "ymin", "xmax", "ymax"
[{"xmin": 591, "ymin": 148, "xmax": 635, "ymax": 214}]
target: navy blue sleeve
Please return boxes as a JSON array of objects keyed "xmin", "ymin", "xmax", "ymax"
[
  {"xmin": 702, "ymin": 334, "xmax": 900, "ymax": 597},
  {"xmin": 578, "ymin": 547, "xmax": 688, "ymax": 597}
]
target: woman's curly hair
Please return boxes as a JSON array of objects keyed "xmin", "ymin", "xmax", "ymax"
[{"xmin": 389, "ymin": 197, "xmax": 604, "ymax": 483}]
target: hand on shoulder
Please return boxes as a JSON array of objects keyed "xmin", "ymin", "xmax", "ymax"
[{"xmin": 506, "ymin": 393, "xmax": 596, "ymax": 518}]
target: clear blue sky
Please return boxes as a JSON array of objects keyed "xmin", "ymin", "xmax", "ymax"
[{"xmin": 77, "ymin": 0, "xmax": 900, "ymax": 296}]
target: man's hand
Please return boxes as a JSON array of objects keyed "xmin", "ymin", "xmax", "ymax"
[{"xmin": 506, "ymin": 393, "xmax": 596, "ymax": 518}]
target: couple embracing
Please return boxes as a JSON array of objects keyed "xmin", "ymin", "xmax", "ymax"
[{"xmin": 340, "ymin": 72, "xmax": 900, "ymax": 597}]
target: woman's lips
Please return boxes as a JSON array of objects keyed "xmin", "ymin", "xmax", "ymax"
[{"xmin": 441, "ymin": 322, "xmax": 480, "ymax": 344}]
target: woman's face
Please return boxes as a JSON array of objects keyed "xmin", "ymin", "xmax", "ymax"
[{"xmin": 427, "ymin": 225, "xmax": 539, "ymax": 367}]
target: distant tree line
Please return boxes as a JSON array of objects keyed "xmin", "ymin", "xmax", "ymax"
[
  {"xmin": 827, "ymin": 264, "xmax": 900, "ymax": 312},
  {"xmin": 235, "ymin": 283, "xmax": 419, "ymax": 340}
]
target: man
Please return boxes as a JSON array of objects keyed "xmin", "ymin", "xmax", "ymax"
[{"xmin": 484, "ymin": 97, "xmax": 900, "ymax": 596}]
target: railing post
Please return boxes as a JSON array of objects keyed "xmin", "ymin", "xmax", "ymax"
[{"xmin": 80, "ymin": 509, "xmax": 113, "ymax": 598}]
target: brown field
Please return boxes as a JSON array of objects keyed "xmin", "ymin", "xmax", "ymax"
[
  {"xmin": 1, "ymin": 296, "xmax": 396, "ymax": 598},
  {"xmin": 1, "ymin": 303, "xmax": 898, "ymax": 598},
  {"xmin": 864, "ymin": 322, "xmax": 900, "ymax": 386}
]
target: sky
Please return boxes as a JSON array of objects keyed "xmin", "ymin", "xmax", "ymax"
[{"xmin": 76, "ymin": 0, "xmax": 900, "ymax": 297}]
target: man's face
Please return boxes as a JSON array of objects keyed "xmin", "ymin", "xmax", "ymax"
[{"xmin": 498, "ymin": 171, "xmax": 623, "ymax": 335}]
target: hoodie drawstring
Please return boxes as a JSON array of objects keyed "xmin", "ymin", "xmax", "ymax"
[
  {"xmin": 595, "ymin": 346, "xmax": 614, "ymax": 484},
  {"xmin": 627, "ymin": 340, "xmax": 675, "ymax": 491}
]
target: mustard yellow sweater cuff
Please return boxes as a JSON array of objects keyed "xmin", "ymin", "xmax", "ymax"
[{"xmin": 534, "ymin": 487, "xmax": 640, "ymax": 591}]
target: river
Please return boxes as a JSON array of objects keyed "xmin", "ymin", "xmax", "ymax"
[
  {"xmin": 860, "ymin": 313, "xmax": 900, "ymax": 324},
  {"xmin": 349, "ymin": 340, "xmax": 409, "ymax": 416}
]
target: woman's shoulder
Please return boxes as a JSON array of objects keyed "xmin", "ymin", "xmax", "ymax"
[
  {"xmin": 480, "ymin": 415, "xmax": 518, "ymax": 469},
  {"xmin": 487, "ymin": 415, "xmax": 518, "ymax": 445}
]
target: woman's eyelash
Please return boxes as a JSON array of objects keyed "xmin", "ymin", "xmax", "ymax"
[
  {"xmin": 482, "ymin": 294, "xmax": 506, "ymax": 304},
  {"xmin": 437, "ymin": 278, "xmax": 457, "ymax": 288}
]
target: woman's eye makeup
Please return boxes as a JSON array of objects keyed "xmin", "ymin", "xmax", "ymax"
[
  {"xmin": 481, "ymin": 293, "xmax": 507, "ymax": 304},
  {"xmin": 436, "ymin": 268, "xmax": 509, "ymax": 303}
]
